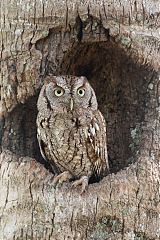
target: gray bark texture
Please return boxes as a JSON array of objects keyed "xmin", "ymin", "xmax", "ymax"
[{"xmin": 0, "ymin": 0, "xmax": 160, "ymax": 239}]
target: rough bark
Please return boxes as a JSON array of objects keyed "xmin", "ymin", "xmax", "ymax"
[{"xmin": 0, "ymin": 0, "xmax": 160, "ymax": 239}]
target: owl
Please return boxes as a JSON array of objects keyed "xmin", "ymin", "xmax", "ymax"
[{"xmin": 37, "ymin": 75, "xmax": 109, "ymax": 193}]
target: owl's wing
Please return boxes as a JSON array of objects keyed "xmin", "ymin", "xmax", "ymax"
[
  {"xmin": 37, "ymin": 133, "xmax": 48, "ymax": 161},
  {"xmin": 87, "ymin": 110, "xmax": 109, "ymax": 179},
  {"xmin": 37, "ymin": 127, "xmax": 60, "ymax": 175}
]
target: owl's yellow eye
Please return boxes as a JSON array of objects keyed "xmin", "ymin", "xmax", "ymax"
[
  {"xmin": 77, "ymin": 87, "xmax": 85, "ymax": 97},
  {"xmin": 54, "ymin": 87, "xmax": 64, "ymax": 97}
]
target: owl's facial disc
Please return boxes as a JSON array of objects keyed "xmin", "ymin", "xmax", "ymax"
[{"xmin": 70, "ymin": 86, "xmax": 86, "ymax": 111}]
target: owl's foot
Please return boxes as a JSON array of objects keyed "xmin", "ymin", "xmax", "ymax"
[
  {"xmin": 72, "ymin": 176, "xmax": 89, "ymax": 194},
  {"xmin": 53, "ymin": 171, "xmax": 72, "ymax": 187}
]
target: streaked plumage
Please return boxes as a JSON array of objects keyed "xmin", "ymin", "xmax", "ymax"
[{"xmin": 37, "ymin": 75, "xmax": 109, "ymax": 192}]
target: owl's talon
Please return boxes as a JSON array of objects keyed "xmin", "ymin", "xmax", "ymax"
[
  {"xmin": 52, "ymin": 171, "xmax": 72, "ymax": 187},
  {"xmin": 72, "ymin": 176, "xmax": 89, "ymax": 194}
]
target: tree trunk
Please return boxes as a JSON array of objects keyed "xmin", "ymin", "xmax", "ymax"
[{"xmin": 0, "ymin": 0, "xmax": 160, "ymax": 239}]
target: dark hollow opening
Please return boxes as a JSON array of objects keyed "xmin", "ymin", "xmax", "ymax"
[
  {"xmin": 1, "ymin": 40, "xmax": 155, "ymax": 174},
  {"xmin": 58, "ymin": 41, "xmax": 154, "ymax": 172},
  {"xmin": 1, "ymin": 95, "xmax": 42, "ymax": 161}
]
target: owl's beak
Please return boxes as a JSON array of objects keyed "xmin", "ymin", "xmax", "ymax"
[{"xmin": 70, "ymin": 98, "xmax": 74, "ymax": 111}]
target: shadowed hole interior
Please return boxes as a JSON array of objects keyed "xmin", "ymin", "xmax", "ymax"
[
  {"xmin": 1, "ymin": 40, "xmax": 155, "ymax": 176},
  {"xmin": 58, "ymin": 41, "xmax": 153, "ymax": 172}
]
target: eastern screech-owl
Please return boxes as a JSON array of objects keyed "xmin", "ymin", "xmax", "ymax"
[{"xmin": 37, "ymin": 75, "xmax": 109, "ymax": 193}]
